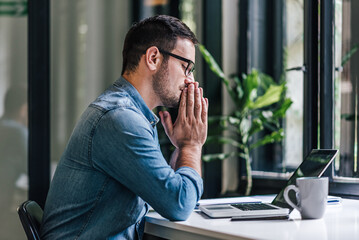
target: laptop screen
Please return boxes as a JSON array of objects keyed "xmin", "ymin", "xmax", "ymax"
[{"xmin": 271, "ymin": 149, "xmax": 338, "ymax": 209}]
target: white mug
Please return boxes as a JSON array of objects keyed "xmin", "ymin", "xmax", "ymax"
[{"xmin": 283, "ymin": 177, "xmax": 328, "ymax": 219}]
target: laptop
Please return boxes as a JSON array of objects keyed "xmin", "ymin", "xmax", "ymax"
[{"xmin": 198, "ymin": 149, "xmax": 338, "ymax": 219}]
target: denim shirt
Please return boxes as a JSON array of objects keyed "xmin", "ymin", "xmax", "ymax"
[{"xmin": 40, "ymin": 77, "xmax": 203, "ymax": 240}]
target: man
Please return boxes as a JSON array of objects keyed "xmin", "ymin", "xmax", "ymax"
[{"xmin": 41, "ymin": 15, "xmax": 208, "ymax": 239}]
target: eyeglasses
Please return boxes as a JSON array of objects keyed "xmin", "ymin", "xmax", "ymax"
[{"xmin": 158, "ymin": 49, "xmax": 195, "ymax": 77}]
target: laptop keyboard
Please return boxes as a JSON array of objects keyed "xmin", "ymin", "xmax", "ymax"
[{"xmin": 232, "ymin": 203, "xmax": 277, "ymax": 211}]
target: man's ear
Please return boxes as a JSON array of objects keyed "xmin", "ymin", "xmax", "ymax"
[{"xmin": 145, "ymin": 46, "xmax": 161, "ymax": 71}]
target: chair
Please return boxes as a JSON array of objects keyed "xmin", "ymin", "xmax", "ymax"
[{"xmin": 17, "ymin": 200, "xmax": 43, "ymax": 240}]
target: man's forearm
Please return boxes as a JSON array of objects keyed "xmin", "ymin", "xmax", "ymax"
[
  {"xmin": 175, "ymin": 146, "xmax": 202, "ymax": 177},
  {"xmin": 169, "ymin": 148, "xmax": 179, "ymax": 170}
]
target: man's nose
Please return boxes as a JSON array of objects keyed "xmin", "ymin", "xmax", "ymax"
[{"xmin": 185, "ymin": 73, "xmax": 195, "ymax": 83}]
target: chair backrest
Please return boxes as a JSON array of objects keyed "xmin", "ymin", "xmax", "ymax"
[{"xmin": 17, "ymin": 200, "xmax": 43, "ymax": 240}]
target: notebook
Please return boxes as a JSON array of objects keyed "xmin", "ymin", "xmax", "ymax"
[{"xmin": 198, "ymin": 149, "xmax": 338, "ymax": 219}]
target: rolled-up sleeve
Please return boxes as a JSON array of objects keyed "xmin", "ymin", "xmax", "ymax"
[
  {"xmin": 167, "ymin": 167, "xmax": 203, "ymax": 220},
  {"xmin": 91, "ymin": 107, "xmax": 203, "ymax": 221}
]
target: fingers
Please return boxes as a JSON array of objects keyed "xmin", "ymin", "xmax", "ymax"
[
  {"xmin": 202, "ymin": 97, "xmax": 208, "ymax": 123},
  {"xmin": 183, "ymin": 82, "xmax": 207, "ymax": 122},
  {"xmin": 177, "ymin": 86, "xmax": 187, "ymax": 120},
  {"xmin": 199, "ymin": 87, "xmax": 208, "ymax": 123},
  {"xmin": 194, "ymin": 81, "xmax": 199, "ymax": 89},
  {"xmin": 170, "ymin": 81, "xmax": 208, "ymax": 149},
  {"xmin": 159, "ymin": 111, "xmax": 173, "ymax": 136},
  {"xmin": 179, "ymin": 81, "xmax": 208, "ymax": 123},
  {"xmin": 186, "ymin": 83, "xmax": 195, "ymax": 118},
  {"xmin": 194, "ymin": 86, "xmax": 202, "ymax": 120}
]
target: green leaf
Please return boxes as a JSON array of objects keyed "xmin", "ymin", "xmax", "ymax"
[
  {"xmin": 273, "ymin": 98, "xmax": 293, "ymax": 118},
  {"xmin": 198, "ymin": 44, "xmax": 239, "ymax": 104},
  {"xmin": 262, "ymin": 120, "xmax": 280, "ymax": 132},
  {"xmin": 261, "ymin": 110, "xmax": 274, "ymax": 120},
  {"xmin": 341, "ymin": 43, "xmax": 358, "ymax": 67},
  {"xmin": 244, "ymin": 71, "xmax": 259, "ymax": 102},
  {"xmin": 249, "ymin": 129, "xmax": 284, "ymax": 150},
  {"xmin": 208, "ymin": 116, "xmax": 241, "ymax": 127},
  {"xmin": 239, "ymin": 118, "xmax": 251, "ymax": 143},
  {"xmin": 231, "ymin": 75, "xmax": 244, "ymax": 99},
  {"xmin": 258, "ymin": 72, "xmax": 276, "ymax": 88},
  {"xmin": 228, "ymin": 116, "xmax": 241, "ymax": 126},
  {"xmin": 206, "ymin": 136, "xmax": 244, "ymax": 149},
  {"xmin": 248, "ymin": 118, "xmax": 263, "ymax": 136},
  {"xmin": 198, "ymin": 44, "xmax": 226, "ymax": 79},
  {"xmin": 249, "ymin": 84, "xmax": 284, "ymax": 109},
  {"xmin": 341, "ymin": 113, "xmax": 359, "ymax": 121},
  {"xmin": 208, "ymin": 115, "xmax": 225, "ymax": 124},
  {"xmin": 202, "ymin": 152, "xmax": 235, "ymax": 162},
  {"xmin": 240, "ymin": 70, "xmax": 259, "ymax": 106}
]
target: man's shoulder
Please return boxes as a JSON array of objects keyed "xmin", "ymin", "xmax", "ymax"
[
  {"xmin": 88, "ymin": 91, "xmax": 147, "ymax": 127},
  {"xmin": 90, "ymin": 88, "xmax": 135, "ymax": 112},
  {"xmin": 86, "ymin": 83, "xmax": 154, "ymax": 130},
  {"xmin": 100, "ymin": 105, "xmax": 150, "ymax": 132}
]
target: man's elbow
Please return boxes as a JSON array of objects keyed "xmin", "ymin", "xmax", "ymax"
[
  {"xmin": 158, "ymin": 194, "xmax": 197, "ymax": 221},
  {"xmin": 157, "ymin": 171, "xmax": 203, "ymax": 221},
  {"xmin": 163, "ymin": 203, "xmax": 195, "ymax": 221}
]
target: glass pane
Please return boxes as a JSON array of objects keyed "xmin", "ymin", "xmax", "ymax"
[
  {"xmin": 50, "ymin": 1, "xmax": 130, "ymax": 167},
  {"xmin": 253, "ymin": 0, "xmax": 304, "ymax": 173},
  {"xmin": 0, "ymin": 9, "xmax": 28, "ymax": 239},
  {"xmin": 335, "ymin": 0, "xmax": 359, "ymax": 178},
  {"xmin": 180, "ymin": 0, "xmax": 197, "ymax": 35},
  {"xmin": 283, "ymin": 0, "xmax": 304, "ymax": 170}
]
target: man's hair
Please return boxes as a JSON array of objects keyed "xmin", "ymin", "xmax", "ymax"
[{"xmin": 121, "ymin": 15, "xmax": 198, "ymax": 75}]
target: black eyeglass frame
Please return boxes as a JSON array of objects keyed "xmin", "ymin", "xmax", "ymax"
[{"xmin": 158, "ymin": 48, "xmax": 195, "ymax": 77}]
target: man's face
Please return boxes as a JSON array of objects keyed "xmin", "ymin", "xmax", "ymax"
[{"xmin": 152, "ymin": 38, "xmax": 195, "ymax": 108}]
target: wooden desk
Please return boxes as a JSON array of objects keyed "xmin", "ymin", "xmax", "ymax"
[{"xmin": 145, "ymin": 196, "xmax": 359, "ymax": 240}]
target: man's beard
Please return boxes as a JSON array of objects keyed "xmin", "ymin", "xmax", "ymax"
[{"xmin": 152, "ymin": 62, "xmax": 180, "ymax": 108}]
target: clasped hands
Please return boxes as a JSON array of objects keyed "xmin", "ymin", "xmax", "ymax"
[{"xmin": 159, "ymin": 82, "xmax": 208, "ymax": 152}]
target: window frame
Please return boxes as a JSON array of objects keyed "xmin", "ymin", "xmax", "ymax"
[
  {"xmin": 28, "ymin": 0, "xmax": 51, "ymax": 208},
  {"xmin": 201, "ymin": 0, "xmax": 223, "ymax": 198}
]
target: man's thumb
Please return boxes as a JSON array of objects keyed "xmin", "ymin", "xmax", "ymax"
[{"xmin": 159, "ymin": 111, "xmax": 173, "ymax": 135}]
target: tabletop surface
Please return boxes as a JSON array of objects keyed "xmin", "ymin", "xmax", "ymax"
[{"xmin": 145, "ymin": 196, "xmax": 359, "ymax": 240}]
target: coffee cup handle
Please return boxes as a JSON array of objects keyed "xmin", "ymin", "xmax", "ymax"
[{"xmin": 284, "ymin": 185, "xmax": 301, "ymax": 212}]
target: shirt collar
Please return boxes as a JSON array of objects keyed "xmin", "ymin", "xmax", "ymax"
[{"xmin": 114, "ymin": 77, "xmax": 159, "ymax": 127}]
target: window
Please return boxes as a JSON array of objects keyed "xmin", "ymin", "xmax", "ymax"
[
  {"xmin": 335, "ymin": 0, "xmax": 359, "ymax": 180},
  {"xmin": 243, "ymin": 0, "xmax": 305, "ymax": 175},
  {"xmin": 247, "ymin": 0, "xmax": 305, "ymax": 174},
  {"xmin": 221, "ymin": 0, "xmax": 359, "ymax": 197}
]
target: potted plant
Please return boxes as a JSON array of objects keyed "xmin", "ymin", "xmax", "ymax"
[{"xmin": 199, "ymin": 44, "xmax": 293, "ymax": 196}]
